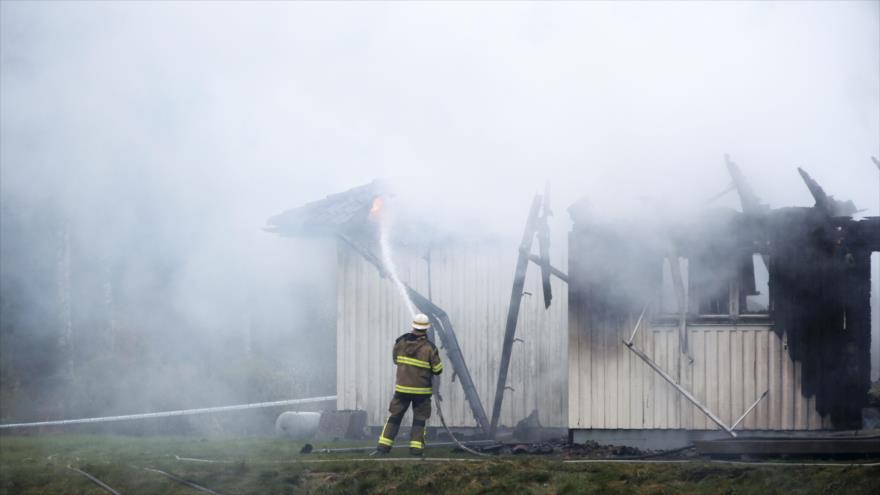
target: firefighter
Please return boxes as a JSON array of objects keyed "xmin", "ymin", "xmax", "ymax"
[{"xmin": 375, "ymin": 313, "xmax": 443, "ymax": 456}]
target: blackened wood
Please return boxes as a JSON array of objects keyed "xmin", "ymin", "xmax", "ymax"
[
  {"xmin": 526, "ymin": 253, "xmax": 569, "ymax": 283},
  {"xmin": 538, "ymin": 185, "xmax": 553, "ymax": 309},
  {"xmin": 725, "ymin": 155, "xmax": 771, "ymax": 275},
  {"xmin": 490, "ymin": 195, "xmax": 543, "ymax": 437},
  {"xmin": 797, "ymin": 167, "xmax": 858, "ymax": 217},
  {"xmin": 725, "ymin": 154, "xmax": 766, "ymax": 214},
  {"xmin": 571, "ymin": 204, "xmax": 877, "ymax": 430}
]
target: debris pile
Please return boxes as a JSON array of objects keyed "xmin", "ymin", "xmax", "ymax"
[{"xmin": 564, "ymin": 440, "xmax": 648, "ymax": 459}]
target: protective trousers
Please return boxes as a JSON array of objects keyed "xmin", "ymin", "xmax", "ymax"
[{"xmin": 376, "ymin": 392, "xmax": 431, "ymax": 454}]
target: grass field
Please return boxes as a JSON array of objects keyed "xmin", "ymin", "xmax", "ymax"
[{"xmin": 1, "ymin": 435, "xmax": 879, "ymax": 494}]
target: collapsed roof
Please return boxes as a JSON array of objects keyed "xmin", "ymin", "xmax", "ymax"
[{"xmin": 265, "ymin": 180, "xmax": 389, "ymax": 238}]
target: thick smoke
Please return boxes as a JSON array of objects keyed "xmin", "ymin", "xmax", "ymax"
[{"xmin": 1, "ymin": 1, "xmax": 877, "ymax": 428}]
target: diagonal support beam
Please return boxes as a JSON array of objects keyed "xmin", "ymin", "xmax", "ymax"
[
  {"xmin": 526, "ymin": 253, "xmax": 568, "ymax": 283},
  {"xmin": 623, "ymin": 335, "xmax": 769, "ymax": 436},
  {"xmin": 406, "ymin": 289, "xmax": 491, "ymax": 435},
  {"xmin": 731, "ymin": 390, "xmax": 769, "ymax": 430},
  {"xmin": 623, "ymin": 338, "xmax": 737, "ymax": 437}
]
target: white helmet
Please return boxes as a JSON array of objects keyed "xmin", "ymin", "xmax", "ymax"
[{"xmin": 412, "ymin": 313, "xmax": 431, "ymax": 330}]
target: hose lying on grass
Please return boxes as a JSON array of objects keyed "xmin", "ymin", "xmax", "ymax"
[
  {"xmin": 143, "ymin": 467, "xmax": 224, "ymax": 495},
  {"xmin": 434, "ymin": 395, "xmax": 492, "ymax": 457},
  {"xmin": 300, "ymin": 394, "xmax": 497, "ymax": 456},
  {"xmin": 305, "ymin": 440, "xmax": 496, "ymax": 454},
  {"xmin": 67, "ymin": 465, "xmax": 121, "ymax": 495}
]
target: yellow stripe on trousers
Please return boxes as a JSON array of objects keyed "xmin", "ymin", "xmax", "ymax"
[{"xmin": 378, "ymin": 418, "xmax": 393, "ymax": 446}]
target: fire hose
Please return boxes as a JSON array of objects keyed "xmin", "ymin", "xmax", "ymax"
[
  {"xmin": 67, "ymin": 465, "xmax": 122, "ymax": 495},
  {"xmin": 433, "ymin": 393, "xmax": 492, "ymax": 457}
]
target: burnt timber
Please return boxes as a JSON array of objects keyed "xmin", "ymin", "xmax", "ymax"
[
  {"xmin": 527, "ymin": 253, "xmax": 569, "ymax": 283},
  {"xmin": 490, "ymin": 194, "xmax": 542, "ymax": 437},
  {"xmin": 537, "ymin": 185, "xmax": 554, "ymax": 309}
]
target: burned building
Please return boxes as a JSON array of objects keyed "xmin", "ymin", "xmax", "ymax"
[
  {"xmin": 568, "ymin": 164, "xmax": 879, "ymax": 445},
  {"xmin": 269, "ymin": 164, "xmax": 877, "ymax": 443}
]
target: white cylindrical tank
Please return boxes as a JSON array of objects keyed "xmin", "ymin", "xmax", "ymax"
[{"xmin": 274, "ymin": 411, "xmax": 321, "ymax": 439}]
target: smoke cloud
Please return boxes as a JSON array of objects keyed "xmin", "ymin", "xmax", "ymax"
[{"xmin": 1, "ymin": 1, "xmax": 877, "ymax": 426}]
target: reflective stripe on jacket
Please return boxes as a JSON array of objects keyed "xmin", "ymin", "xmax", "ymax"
[{"xmin": 393, "ymin": 331, "xmax": 442, "ymax": 395}]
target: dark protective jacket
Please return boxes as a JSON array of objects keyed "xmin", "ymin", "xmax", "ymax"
[{"xmin": 392, "ymin": 331, "xmax": 443, "ymax": 395}]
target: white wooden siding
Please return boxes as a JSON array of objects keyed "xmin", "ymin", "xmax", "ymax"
[
  {"xmin": 567, "ymin": 317, "xmax": 831, "ymax": 430},
  {"xmin": 337, "ymin": 240, "xmax": 569, "ymax": 427}
]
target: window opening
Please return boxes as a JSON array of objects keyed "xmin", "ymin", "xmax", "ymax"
[{"xmin": 742, "ymin": 253, "xmax": 769, "ymax": 314}]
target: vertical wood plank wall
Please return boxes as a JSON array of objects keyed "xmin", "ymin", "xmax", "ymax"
[
  {"xmin": 567, "ymin": 316, "xmax": 831, "ymax": 430},
  {"xmin": 337, "ymin": 240, "xmax": 569, "ymax": 427}
]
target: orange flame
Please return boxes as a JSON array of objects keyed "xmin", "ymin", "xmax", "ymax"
[{"xmin": 369, "ymin": 196, "xmax": 384, "ymax": 221}]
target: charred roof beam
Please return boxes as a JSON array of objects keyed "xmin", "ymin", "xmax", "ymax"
[
  {"xmin": 536, "ymin": 183, "xmax": 554, "ymax": 309},
  {"xmin": 797, "ymin": 167, "xmax": 858, "ymax": 217},
  {"xmin": 725, "ymin": 154, "xmax": 769, "ymax": 214}
]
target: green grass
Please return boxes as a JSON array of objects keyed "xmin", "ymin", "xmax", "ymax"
[{"xmin": 1, "ymin": 435, "xmax": 878, "ymax": 494}]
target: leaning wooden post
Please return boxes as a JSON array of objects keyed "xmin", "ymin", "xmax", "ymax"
[
  {"xmin": 537, "ymin": 185, "xmax": 553, "ymax": 309},
  {"xmin": 489, "ymin": 194, "xmax": 542, "ymax": 437}
]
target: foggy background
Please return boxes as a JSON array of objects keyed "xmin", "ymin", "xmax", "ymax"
[{"xmin": 1, "ymin": 1, "xmax": 878, "ymax": 428}]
